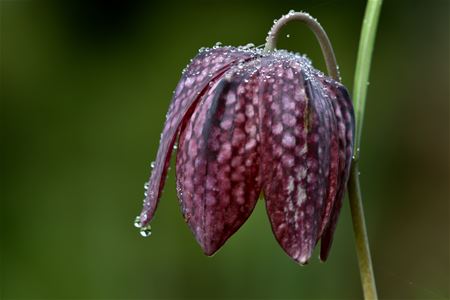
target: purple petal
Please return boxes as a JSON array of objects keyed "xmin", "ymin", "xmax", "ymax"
[
  {"xmin": 176, "ymin": 64, "xmax": 262, "ymax": 255},
  {"xmin": 139, "ymin": 47, "xmax": 257, "ymax": 226},
  {"xmin": 318, "ymin": 114, "xmax": 340, "ymax": 238},
  {"xmin": 260, "ymin": 54, "xmax": 334, "ymax": 264},
  {"xmin": 319, "ymin": 81, "xmax": 355, "ymax": 261},
  {"xmin": 306, "ymin": 75, "xmax": 341, "ymax": 238}
]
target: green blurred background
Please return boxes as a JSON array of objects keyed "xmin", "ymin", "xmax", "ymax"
[{"xmin": 1, "ymin": 0, "xmax": 449, "ymax": 299}]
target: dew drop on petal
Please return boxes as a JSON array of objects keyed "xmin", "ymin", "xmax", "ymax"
[
  {"xmin": 140, "ymin": 224, "xmax": 152, "ymax": 237},
  {"xmin": 134, "ymin": 216, "xmax": 142, "ymax": 228},
  {"xmin": 241, "ymin": 43, "xmax": 255, "ymax": 50}
]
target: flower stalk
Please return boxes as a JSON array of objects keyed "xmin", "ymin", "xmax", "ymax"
[
  {"xmin": 264, "ymin": 11, "xmax": 340, "ymax": 81},
  {"xmin": 349, "ymin": 0, "xmax": 383, "ymax": 298}
]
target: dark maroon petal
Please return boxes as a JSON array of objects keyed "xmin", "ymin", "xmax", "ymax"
[
  {"xmin": 318, "ymin": 112, "xmax": 340, "ymax": 237},
  {"xmin": 319, "ymin": 82, "xmax": 355, "ymax": 261},
  {"xmin": 176, "ymin": 64, "xmax": 262, "ymax": 255},
  {"xmin": 308, "ymin": 77, "xmax": 340, "ymax": 238},
  {"xmin": 260, "ymin": 55, "xmax": 334, "ymax": 264},
  {"xmin": 139, "ymin": 47, "xmax": 257, "ymax": 226}
]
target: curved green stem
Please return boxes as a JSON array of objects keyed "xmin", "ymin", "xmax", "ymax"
[
  {"xmin": 349, "ymin": 0, "xmax": 383, "ymax": 299},
  {"xmin": 264, "ymin": 11, "xmax": 340, "ymax": 81}
]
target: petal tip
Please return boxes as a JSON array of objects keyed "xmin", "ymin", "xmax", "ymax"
[
  {"xmin": 286, "ymin": 247, "xmax": 314, "ymax": 265},
  {"xmin": 294, "ymin": 253, "xmax": 311, "ymax": 265},
  {"xmin": 319, "ymin": 236, "xmax": 332, "ymax": 261},
  {"xmin": 199, "ymin": 242, "xmax": 220, "ymax": 257},
  {"xmin": 319, "ymin": 251, "xmax": 329, "ymax": 262}
]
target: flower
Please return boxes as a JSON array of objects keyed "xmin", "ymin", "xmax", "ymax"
[{"xmin": 136, "ymin": 44, "xmax": 354, "ymax": 264}]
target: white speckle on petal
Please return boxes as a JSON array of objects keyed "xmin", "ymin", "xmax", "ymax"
[
  {"xmin": 287, "ymin": 176, "xmax": 294, "ymax": 193},
  {"xmin": 282, "ymin": 133, "xmax": 296, "ymax": 148},
  {"xmin": 227, "ymin": 92, "xmax": 236, "ymax": 104},
  {"xmin": 272, "ymin": 123, "xmax": 283, "ymax": 135},
  {"xmin": 220, "ymin": 119, "xmax": 233, "ymax": 130},
  {"xmin": 245, "ymin": 104, "xmax": 255, "ymax": 118},
  {"xmin": 297, "ymin": 187, "xmax": 306, "ymax": 206}
]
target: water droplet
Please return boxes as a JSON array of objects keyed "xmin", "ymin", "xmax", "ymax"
[
  {"xmin": 240, "ymin": 43, "xmax": 255, "ymax": 50},
  {"xmin": 289, "ymin": 9, "xmax": 295, "ymax": 14},
  {"xmin": 214, "ymin": 41, "xmax": 222, "ymax": 48},
  {"xmin": 286, "ymin": 34, "xmax": 290, "ymax": 38},
  {"xmin": 144, "ymin": 182, "xmax": 149, "ymax": 190},
  {"xmin": 134, "ymin": 216, "xmax": 142, "ymax": 228},
  {"xmin": 140, "ymin": 224, "xmax": 152, "ymax": 237},
  {"xmin": 150, "ymin": 161, "xmax": 155, "ymax": 169},
  {"xmin": 173, "ymin": 143, "xmax": 178, "ymax": 150}
]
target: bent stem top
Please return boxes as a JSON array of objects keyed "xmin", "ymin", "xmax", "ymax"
[{"xmin": 264, "ymin": 11, "xmax": 340, "ymax": 81}]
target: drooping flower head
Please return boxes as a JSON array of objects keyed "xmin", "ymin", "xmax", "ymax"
[{"xmin": 135, "ymin": 12, "xmax": 354, "ymax": 264}]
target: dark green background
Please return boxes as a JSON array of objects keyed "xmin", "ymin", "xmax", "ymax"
[{"xmin": 1, "ymin": 0, "xmax": 449, "ymax": 299}]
